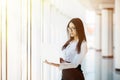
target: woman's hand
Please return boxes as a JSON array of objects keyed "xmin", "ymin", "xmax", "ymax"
[
  {"xmin": 60, "ymin": 58, "xmax": 70, "ymax": 63},
  {"xmin": 44, "ymin": 59, "xmax": 50, "ymax": 64},
  {"xmin": 60, "ymin": 58, "xmax": 65, "ymax": 63}
]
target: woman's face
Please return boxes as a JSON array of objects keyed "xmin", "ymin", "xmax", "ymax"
[{"xmin": 68, "ymin": 22, "xmax": 77, "ymax": 38}]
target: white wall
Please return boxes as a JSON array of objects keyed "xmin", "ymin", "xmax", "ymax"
[{"xmin": 0, "ymin": 0, "xmax": 87, "ymax": 80}]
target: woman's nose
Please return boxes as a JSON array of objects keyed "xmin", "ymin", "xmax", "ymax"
[{"xmin": 70, "ymin": 28, "xmax": 73, "ymax": 32}]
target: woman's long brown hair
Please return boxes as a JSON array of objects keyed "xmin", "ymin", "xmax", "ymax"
[{"xmin": 62, "ymin": 18, "xmax": 87, "ymax": 53}]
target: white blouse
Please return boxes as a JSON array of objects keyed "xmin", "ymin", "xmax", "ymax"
[{"xmin": 59, "ymin": 40, "xmax": 88, "ymax": 70}]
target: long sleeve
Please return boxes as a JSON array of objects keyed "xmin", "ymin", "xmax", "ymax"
[{"xmin": 59, "ymin": 41, "xmax": 88, "ymax": 70}]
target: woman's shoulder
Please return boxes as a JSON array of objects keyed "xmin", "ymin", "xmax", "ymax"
[
  {"xmin": 82, "ymin": 40, "xmax": 87, "ymax": 44},
  {"xmin": 81, "ymin": 40, "xmax": 87, "ymax": 48}
]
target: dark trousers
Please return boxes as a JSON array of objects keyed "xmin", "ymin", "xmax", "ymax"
[{"xmin": 61, "ymin": 65, "xmax": 85, "ymax": 80}]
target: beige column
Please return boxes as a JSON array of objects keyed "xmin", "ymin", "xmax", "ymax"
[
  {"xmin": 114, "ymin": 0, "xmax": 120, "ymax": 70},
  {"xmin": 0, "ymin": 0, "xmax": 2, "ymax": 79},
  {"xmin": 43, "ymin": 1, "xmax": 51, "ymax": 80},
  {"xmin": 101, "ymin": 8, "xmax": 113, "ymax": 57},
  {"xmin": 1, "ymin": 0, "xmax": 7, "ymax": 80},
  {"xmin": 95, "ymin": 11, "xmax": 101, "ymax": 51}
]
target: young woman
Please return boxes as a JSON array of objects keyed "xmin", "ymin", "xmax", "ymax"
[{"xmin": 45, "ymin": 18, "xmax": 88, "ymax": 80}]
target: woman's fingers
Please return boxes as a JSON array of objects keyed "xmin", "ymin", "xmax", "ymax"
[
  {"xmin": 60, "ymin": 58, "xmax": 64, "ymax": 63},
  {"xmin": 44, "ymin": 59, "xmax": 48, "ymax": 64}
]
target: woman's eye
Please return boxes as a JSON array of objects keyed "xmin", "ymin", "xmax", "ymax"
[{"xmin": 68, "ymin": 27, "xmax": 76, "ymax": 30}]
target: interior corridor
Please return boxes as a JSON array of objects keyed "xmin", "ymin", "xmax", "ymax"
[
  {"xmin": 0, "ymin": 0, "xmax": 120, "ymax": 80},
  {"xmin": 82, "ymin": 49, "xmax": 120, "ymax": 80}
]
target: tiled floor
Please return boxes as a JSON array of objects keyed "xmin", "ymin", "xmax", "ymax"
[{"xmin": 82, "ymin": 49, "xmax": 120, "ymax": 80}]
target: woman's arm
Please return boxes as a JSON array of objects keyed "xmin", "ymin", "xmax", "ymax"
[
  {"xmin": 44, "ymin": 60, "xmax": 60, "ymax": 67},
  {"xmin": 44, "ymin": 58, "xmax": 69, "ymax": 67},
  {"xmin": 44, "ymin": 41, "xmax": 87, "ymax": 70}
]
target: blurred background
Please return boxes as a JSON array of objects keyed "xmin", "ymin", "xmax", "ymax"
[{"xmin": 0, "ymin": 0, "xmax": 120, "ymax": 80}]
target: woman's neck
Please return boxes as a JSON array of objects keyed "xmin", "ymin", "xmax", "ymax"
[{"xmin": 73, "ymin": 36, "xmax": 79, "ymax": 42}]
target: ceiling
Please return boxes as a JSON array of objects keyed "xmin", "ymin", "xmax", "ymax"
[{"xmin": 77, "ymin": 0, "xmax": 114, "ymax": 11}]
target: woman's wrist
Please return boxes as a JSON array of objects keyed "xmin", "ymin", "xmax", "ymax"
[
  {"xmin": 48, "ymin": 62, "xmax": 52, "ymax": 65},
  {"xmin": 45, "ymin": 60, "xmax": 53, "ymax": 65}
]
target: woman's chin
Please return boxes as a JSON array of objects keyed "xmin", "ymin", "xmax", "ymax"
[{"xmin": 70, "ymin": 35, "xmax": 74, "ymax": 37}]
